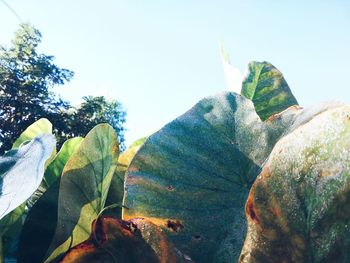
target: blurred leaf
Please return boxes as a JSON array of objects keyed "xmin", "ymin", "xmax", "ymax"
[
  {"xmin": 0, "ymin": 134, "xmax": 56, "ymax": 220},
  {"xmin": 240, "ymin": 105, "xmax": 350, "ymax": 262},
  {"xmin": 241, "ymin": 61, "xmax": 298, "ymax": 121},
  {"xmin": 45, "ymin": 124, "xmax": 119, "ymax": 262}
]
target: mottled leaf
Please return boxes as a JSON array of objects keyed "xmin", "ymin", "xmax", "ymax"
[
  {"xmin": 123, "ymin": 92, "xmax": 307, "ymax": 262},
  {"xmin": 241, "ymin": 61, "xmax": 298, "ymax": 121},
  {"xmin": 0, "ymin": 134, "xmax": 56, "ymax": 220},
  {"xmin": 45, "ymin": 124, "xmax": 119, "ymax": 262},
  {"xmin": 240, "ymin": 105, "xmax": 350, "ymax": 263}
]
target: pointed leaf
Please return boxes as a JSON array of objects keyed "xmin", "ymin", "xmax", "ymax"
[
  {"xmin": 240, "ymin": 104, "xmax": 350, "ymax": 263},
  {"xmin": 45, "ymin": 124, "xmax": 119, "ymax": 262},
  {"xmin": 241, "ymin": 61, "xmax": 298, "ymax": 121},
  {"xmin": 0, "ymin": 134, "xmax": 56, "ymax": 220}
]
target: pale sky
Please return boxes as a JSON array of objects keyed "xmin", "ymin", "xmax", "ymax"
[{"xmin": 1, "ymin": 1, "xmax": 350, "ymax": 145}]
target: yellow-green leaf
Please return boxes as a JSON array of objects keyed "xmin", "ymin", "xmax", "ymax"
[{"xmin": 45, "ymin": 124, "xmax": 119, "ymax": 262}]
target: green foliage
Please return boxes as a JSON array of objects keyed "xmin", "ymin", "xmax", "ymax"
[
  {"xmin": 45, "ymin": 124, "xmax": 119, "ymax": 262},
  {"xmin": 0, "ymin": 118, "xmax": 55, "ymax": 260},
  {"xmin": 0, "ymin": 134, "xmax": 55, "ymax": 219},
  {"xmin": 0, "ymin": 23, "xmax": 73, "ymax": 154},
  {"xmin": 11, "ymin": 118, "xmax": 52, "ymax": 149},
  {"xmin": 105, "ymin": 136, "xmax": 148, "ymax": 218},
  {"xmin": 121, "ymin": 92, "xmax": 321, "ymax": 262},
  {"xmin": 0, "ymin": 55, "xmax": 348, "ymax": 262},
  {"xmin": 240, "ymin": 105, "xmax": 350, "ymax": 262},
  {"xmin": 241, "ymin": 61, "xmax": 298, "ymax": 121},
  {"xmin": 42, "ymin": 137, "xmax": 83, "ymax": 189},
  {"xmin": 68, "ymin": 96, "xmax": 126, "ymax": 150},
  {"xmin": 0, "ymin": 24, "xmax": 127, "ymax": 153}
]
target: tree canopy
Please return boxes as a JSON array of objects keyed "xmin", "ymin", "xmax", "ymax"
[
  {"xmin": 0, "ymin": 23, "xmax": 126, "ymax": 153},
  {"xmin": 67, "ymin": 96, "xmax": 126, "ymax": 150}
]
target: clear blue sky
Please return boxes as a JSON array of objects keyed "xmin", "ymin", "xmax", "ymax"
[{"xmin": 1, "ymin": 1, "xmax": 350, "ymax": 145}]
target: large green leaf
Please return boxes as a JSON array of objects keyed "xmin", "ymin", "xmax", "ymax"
[
  {"xmin": 239, "ymin": 104, "xmax": 350, "ymax": 263},
  {"xmin": 123, "ymin": 93, "xmax": 342, "ymax": 262},
  {"xmin": 241, "ymin": 61, "xmax": 298, "ymax": 121},
  {"xmin": 12, "ymin": 118, "xmax": 52, "ymax": 149},
  {"xmin": 0, "ymin": 134, "xmax": 56, "ymax": 220},
  {"xmin": 45, "ymin": 124, "xmax": 119, "ymax": 262},
  {"xmin": 105, "ymin": 136, "xmax": 148, "ymax": 218},
  {"xmin": 122, "ymin": 92, "xmax": 307, "ymax": 262}
]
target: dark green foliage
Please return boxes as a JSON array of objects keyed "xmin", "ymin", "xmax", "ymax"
[
  {"xmin": 68, "ymin": 96, "xmax": 126, "ymax": 150},
  {"xmin": 0, "ymin": 24, "xmax": 127, "ymax": 153},
  {"xmin": 0, "ymin": 23, "xmax": 73, "ymax": 154},
  {"xmin": 241, "ymin": 61, "xmax": 298, "ymax": 121}
]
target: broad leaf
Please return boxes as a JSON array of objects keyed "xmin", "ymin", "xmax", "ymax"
[
  {"xmin": 123, "ymin": 92, "xmax": 342, "ymax": 262},
  {"xmin": 123, "ymin": 92, "xmax": 308, "ymax": 262},
  {"xmin": 45, "ymin": 124, "xmax": 118, "ymax": 262},
  {"xmin": 240, "ymin": 104, "xmax": 350, "ymax": 263},
  {"xmin": 0, "ymin": 134, "xmax": 56, "ymax": 220},
  {"xmin": 105, "ymin": 136, "xmax": 148, "ymax": 218},
  {"xmin": 60, "ymin": 217, "xmax": 187, "ymax": 263},
  {"xmin": 241, "ymin": 61, "xmax": 298, "ymax": 121},
  {"xmin": 12, "ymin": 118, "xmax": 52, "ymax": 149}
]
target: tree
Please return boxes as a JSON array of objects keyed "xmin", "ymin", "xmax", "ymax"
[
  {"xmin": 68, "ymin": 96, "xmax": 126, "ymax": 150},
  {"xmin": 0, "ymin": 23, "xmax": 73, "ymax": 154},
  {"xmin": 0, "ymin": 24, "xmax": 127, "ymax": 153}
]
